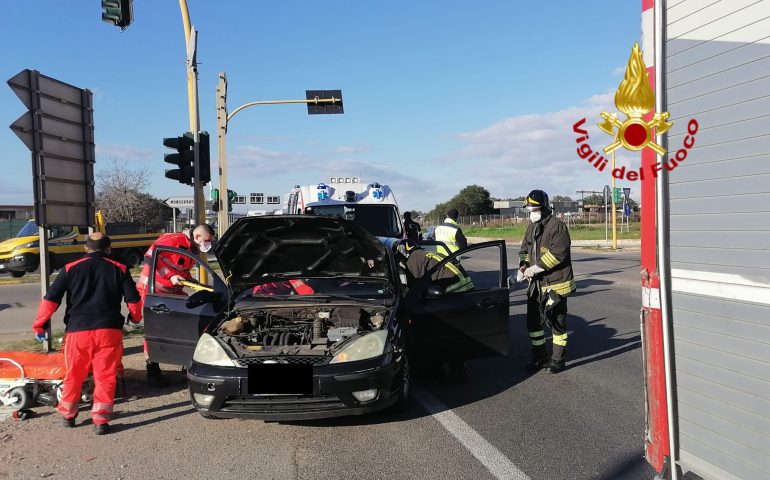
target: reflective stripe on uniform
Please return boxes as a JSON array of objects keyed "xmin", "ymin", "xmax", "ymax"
[
  {"xmin": 552, "ymin": 333, "xmax": 568, "ymax": 346},
  {"xmin": 529, "ymin": 330, "xmax": 546, "ymax": 346},
  {"xmin": 541, "ymin": 251, "xmax": 559, "ymax": 269},
  {"xmin": 542, "ymin": 279, "xmax": 576, "ymax": 296},
  {"xmin": 57, "ymin": 400, "xmax": 78, "ymax": 419},
  {"xmin": 91, "ymin": 402, "xmax": 114, "ymax": 425},
  {"xmin": 435, "ymin": 220, "xmax": 461, "ymax": 253}
]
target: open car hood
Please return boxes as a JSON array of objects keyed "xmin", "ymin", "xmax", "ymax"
[{"xmin": 214, "ymin": 215, "xmax": 391, "ymax": 292}]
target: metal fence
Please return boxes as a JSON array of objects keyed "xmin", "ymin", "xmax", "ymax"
[
  {"xmin": 423, "ymin": 211, "xmax": 640, "ymax": 229},
  {"xmin": 0, "ymin": 219, "xmax": 30, "ymax": 242}
]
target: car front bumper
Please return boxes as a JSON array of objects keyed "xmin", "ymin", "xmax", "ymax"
[
  {"xmin": 187, "ymin": 353, "xmax": 402, "ymax": 421},
  {"xmin": 0, "ymin": 252, "xmax": 36, "ymax": 274}
]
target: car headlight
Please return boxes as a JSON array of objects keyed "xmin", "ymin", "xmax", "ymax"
[
  {"xmin": 23, "ymin": 242, "xmax": 38, "ymax": 248},
  {"xmin": 192, "ymin": 333, "xmax": 237, "ymax": 366},
  {"xmin": 330, "ymin": 330, "xmax": 388, "ymax": 364}
]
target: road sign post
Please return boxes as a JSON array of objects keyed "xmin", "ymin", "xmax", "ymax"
[{"xmin": 8, "ymin": 69, "xmax": 96, "ymax": 351}]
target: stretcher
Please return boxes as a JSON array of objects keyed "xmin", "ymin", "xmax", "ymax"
[{"xmin": 0, "ymin": 352, "xmax": 97, "ymax": 410}]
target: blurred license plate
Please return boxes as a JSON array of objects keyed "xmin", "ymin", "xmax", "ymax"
[{"xmin": 248, "ymin": 364, "xmax": 312, "ymax": 394}]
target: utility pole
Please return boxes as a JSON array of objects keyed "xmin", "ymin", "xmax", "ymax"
[{"xmin": 576, "ymin": 189, "xmax": 602, "ymax": 225}]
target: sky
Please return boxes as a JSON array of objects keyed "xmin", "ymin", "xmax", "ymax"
[{"xmin": 0, "ymin": 0, "xmax": 643, "ymax": 213}]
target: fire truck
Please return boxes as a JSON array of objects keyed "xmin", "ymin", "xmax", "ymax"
[
  {"xmin": 285, "ymin": 177, "xmax": 404, "ymax": 239},
  {"xmin": 641, "ymin": 1, "xmax": 770, "ymax": 479}
]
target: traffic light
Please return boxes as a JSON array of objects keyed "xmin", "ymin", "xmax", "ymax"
[
  {"xmin": 101, "ymin": 0, "xmax": 133, "ymax": 30},
  {"xmin": 164, "ymin": 133, "xmax": 194, "ymax": 185},
  {"xmin": 227, "ymin": 190, "xmax": 236, "ymax": 212},
  {"xmin": 198, "ymin": 131, "xmax": 211, "ymax": 184},
  {"xmin": 211, "ymin": 188, "xmax": 220, "ymax": 212}
]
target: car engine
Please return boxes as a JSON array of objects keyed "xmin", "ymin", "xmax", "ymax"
[{"xmin": 217, "ymin": 306, "xmax": 388, "ymax": 358}]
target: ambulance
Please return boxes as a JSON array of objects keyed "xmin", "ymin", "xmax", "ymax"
[{"xmin": 285, "ymin": 177, "xmax": 403, "ymax": 239}]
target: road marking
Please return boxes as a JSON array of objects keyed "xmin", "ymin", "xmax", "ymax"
[
  {"xmin": 566, "ymin": 340, "xmax": 642, "ymax": 366},
  {"xmin": 413, "ymin": 385, "xmax": 531, "ymax": 480}
]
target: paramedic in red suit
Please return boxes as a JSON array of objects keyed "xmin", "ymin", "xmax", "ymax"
[
  {"xmin": 135, "ymin": 224, "xmax": 215, "ymax": 386},
  {"xmin": 32, "ymin": 233, "xmax": 142, "ymax": 435}
]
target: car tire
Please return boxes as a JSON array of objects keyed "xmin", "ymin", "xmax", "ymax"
[
  {"xmin": 392, "ymin": 350, "xmax": 412, "ymax": 413},
  {"xmin": 9, "ymin": 271, "xmax": 25, "ymax": 278},
  {"xmin": 8, "ymin": 387, "xmax": 31, "ymax": 409},
  {"xmin": 199, "ymin": 412, "xmax": 222, "ymax": 420}
]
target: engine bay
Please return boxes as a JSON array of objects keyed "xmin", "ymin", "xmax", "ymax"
[{"xmin": 217, "ymin": 305, "xmax": 388, "ymax": 358}]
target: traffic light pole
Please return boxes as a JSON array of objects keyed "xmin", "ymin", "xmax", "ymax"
[
  {"xmin": 179, "ymin": 0, "xmax": 207, "ymax": 283},
  {"xmin": 216, "ymin": 73, "xmax": 228, "ymax": 235},
  {"xmin": 215, "ymin": 79, "xmax": 342, "ymax": 235}
]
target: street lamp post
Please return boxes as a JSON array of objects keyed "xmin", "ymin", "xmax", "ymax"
[{"xmin": 215, "ymin": 78, "xmax": 343, "ymax": 234}]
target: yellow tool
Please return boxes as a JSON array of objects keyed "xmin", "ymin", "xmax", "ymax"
[{"xmin": 179, "ymin": 279, "xmax": 214, "ymax": 292}]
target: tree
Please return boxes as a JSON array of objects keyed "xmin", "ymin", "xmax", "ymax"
[
  {"xmin": 95, "ymin": 160, "xmax": 169, "ymax": 231},
  {"xmin": 579, "ymin": 193, "xmax": 638, "ymax": 209},
  {"xmin": 552, "ymin": 195, "xmax": 573, "ymax": 202},
  {"xmin": 427, "ymin": 185, "xmax": 494, "ymax": 219}
]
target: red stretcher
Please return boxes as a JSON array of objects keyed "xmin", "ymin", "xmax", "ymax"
[{"xmin": 0, "ymin": 352, "xmax": 67, "ymax": 409}]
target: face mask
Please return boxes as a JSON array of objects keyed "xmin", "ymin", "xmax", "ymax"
[
  {"xmin": 529, "ymin": 211, "xmax": 542, "ymax": 223},
  {"xmin": 198, "ymin": 241, "xmax": 212, "ymax": 253}
]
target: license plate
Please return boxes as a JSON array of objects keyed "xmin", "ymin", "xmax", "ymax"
[{"xmin": 248, "ymin": 364, "xmax": 312, "ymax": 394}]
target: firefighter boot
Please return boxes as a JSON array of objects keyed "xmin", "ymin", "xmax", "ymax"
[
  {"xmin": 546, "ymin": 347, "xmax": 566, "ymax": 374},
  {"xmin": 525, "ymin": 346, "xmax": 548, "ymax": 372},
  {"xmin": 94, "ymin": 423, "xmax": 111, "ymax": 435},
  {"xmin": 146, "ymin": 362, "xmax": 167, "ymax": 388}
]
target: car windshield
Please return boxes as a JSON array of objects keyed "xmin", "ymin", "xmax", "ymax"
[
  {"xmin": 237, "ymin": 277, "xmax": 393, "ymax": 302},
  {"xmin": 15, "ymin": 222, "xmax": 37, "ymax": 237},
  {"xmin": 309, "ymin": 205, "xmax": 402, "ymax": 238}
]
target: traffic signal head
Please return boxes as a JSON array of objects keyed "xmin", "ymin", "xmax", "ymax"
[
  {"xmin": 198, "ymin": 131, "xmax": 210, "ymax": 185},
  {"xmin": 211, "ymin": 188, "xmax": 220, "ymax": 212},
  {"xmin": 101, "ymin": 0, "xmax": 133, "ymax": 30},
  {"xmin": 227, "ymin": 190, "xmax": 235, "ymax": 212},
  {"xmin": 164, "ymin": 133, "xmax": 194, "ymax": 185}
]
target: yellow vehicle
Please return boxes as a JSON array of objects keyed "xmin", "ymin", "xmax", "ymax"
[{"xmin": 0, "ymin": 213, "xmax": 162, "ymax": 278}]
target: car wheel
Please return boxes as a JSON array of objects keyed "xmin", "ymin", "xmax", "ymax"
[
  {"xmin": 9, "ymin": 271, "xmax": 25, "ymax": 278},
  {"xmin": 393, "ymin": 351, "xmax": 411, "ymax": 412},
  {"xmin": 8, "ymin": 387, "xmax": 31, "ymax": 409}
]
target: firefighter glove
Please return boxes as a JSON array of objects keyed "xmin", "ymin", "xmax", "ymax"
[{"xmin": 523, "ymin": 265, "xmax": 545, "ymax": 278}]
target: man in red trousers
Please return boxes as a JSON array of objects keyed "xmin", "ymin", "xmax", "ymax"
[{"xmin": 32, "ymin": 232, "xmax": 142, "ymax": 435}]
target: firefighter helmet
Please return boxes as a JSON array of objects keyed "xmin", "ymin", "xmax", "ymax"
[
  {"xmin": 524, "ymin": 190, "xmax": 550, "ymax": 212},
  {"xmin": 394, "ymin": 238, "xmax": 419, "ymax": 259}
]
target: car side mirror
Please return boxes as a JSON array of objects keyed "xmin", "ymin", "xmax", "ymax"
[
  {"xmin": 186, "ymin": 290, "xmax": 221, "ymax": 309},
  {"xmin": 426, "ymin": 285, "xmax": 445, "ymax": 298}
]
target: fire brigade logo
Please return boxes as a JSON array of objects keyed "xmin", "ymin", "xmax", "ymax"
[
  {"xmin": 573, "ymin": 42, "xmax": 699, "ymax": 181},
  {"xmin": 598, "ymin": 42, "xmax": 671, "ymax": 155}
]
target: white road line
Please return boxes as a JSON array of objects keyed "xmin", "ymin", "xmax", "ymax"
[
  {"xmin": 566, "ymin": 340, "xmax": 642, "ymax": 367},
  {"xmin": 413, "ymin": 385, "xmax": 531, "ymax": 480}
]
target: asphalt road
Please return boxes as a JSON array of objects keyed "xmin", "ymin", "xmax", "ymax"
[{"xmin": 0, "ymin": 248, "xmax": 653, "ymax": 480}]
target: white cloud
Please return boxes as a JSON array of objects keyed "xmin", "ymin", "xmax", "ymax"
[
  {"xmin": 612, "ymin": 65, "xmax": 626, "ymax": 76},
  {"xmin": 96, "ymin": 144, "xmax": 155, "ymax": 163},
  {"xmin": 335, "ymin": 145, "xmax": 371, "ymax": 154},
  {"xmin": 447, "ymin": 91, "xmax": 639, "ymax": 201}
]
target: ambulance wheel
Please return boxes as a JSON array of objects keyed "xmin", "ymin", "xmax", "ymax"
[
  {"xmin": 8, "ymin": 387, "xmax": 31, "ymax": 409},
  {"xmin": 54, "ymin": 385, "xmax": 63, "ymax": 405},
  {"xmin": 9, "ymin": 271, "xmax": 25, "ymax": 278}
]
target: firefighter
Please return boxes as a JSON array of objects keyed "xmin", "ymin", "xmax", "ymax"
[
  {"xmin": 518, "ymin": 190, "xmax": 576, "ymax": 374},
  {"xmin": 434, "ymin": 208, "xmax": 467, "ymax": 254},
  {"xmin": 135, "ymin": 224, "xmax": 215, "ymax": 386},
  {"xmin": 32, "ymin": 233, "xmax": 142, "ymax": 434},
  {"xmin": 394, "ymin": 239, "xmax": 473, "ymax": 382},
  {"xmin": 403, "ymin": 211, "xmax": 422, "ymax": 242}
]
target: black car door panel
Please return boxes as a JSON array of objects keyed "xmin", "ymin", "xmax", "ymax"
[
  {"xmin": 144, "ymin": 246, "xmax": 227, "ymax": 366},
  {"xmin": 409, "ymin": 241, "xmax": 510, "ymax": 362}
]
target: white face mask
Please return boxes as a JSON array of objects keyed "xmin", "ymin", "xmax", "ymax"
[
  {"xmin": 529, "ymin": 211, "xmax": 542, "ymax": 223},
  {"xmin": 198, "ymin": 241, "xmax": 212, "ymax": 253}
]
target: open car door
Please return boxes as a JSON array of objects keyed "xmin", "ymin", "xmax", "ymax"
[
  {"xmin": 144, "ymin": 246, "xmax": 228, "ymax": 366},
  {"xmin": 408, "ymin": 241, "xmax": 509, "ymax": 362}
]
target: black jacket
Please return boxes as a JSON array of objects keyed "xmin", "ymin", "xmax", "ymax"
[
  {"xmin": 44, "ymin": 252, "xmax": 140, "ymax": 332},
  {"xmin": 518, "ymin": 214, "xmax": 575, "ymax": 296}
]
